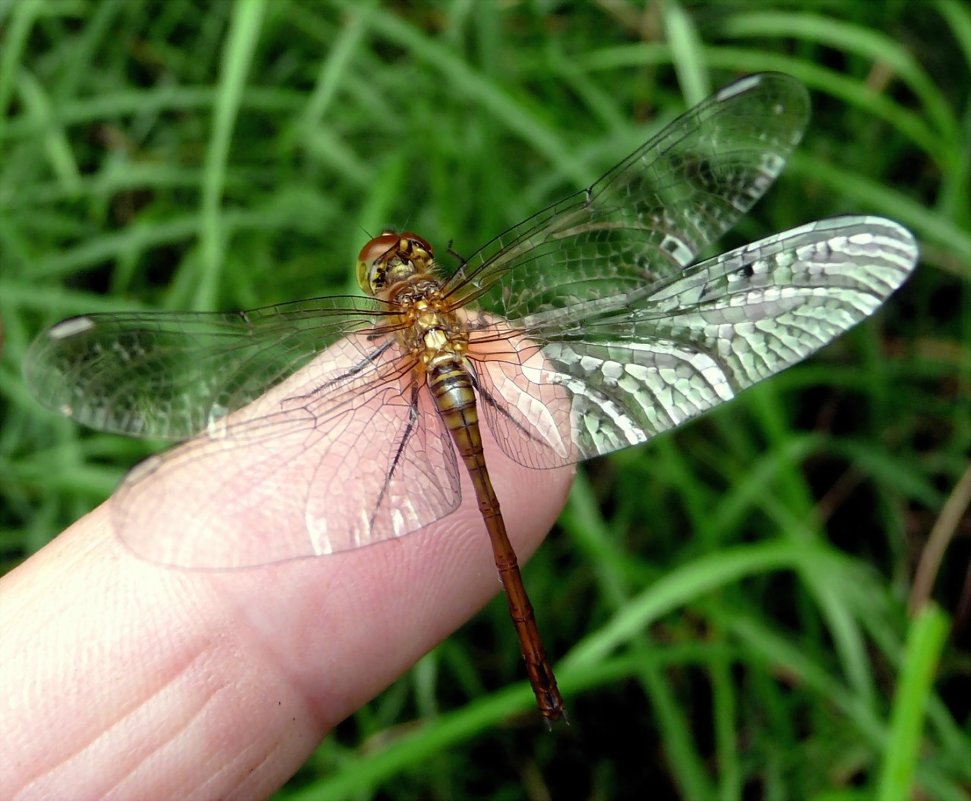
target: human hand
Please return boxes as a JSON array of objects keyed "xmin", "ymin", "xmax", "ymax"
[{"xmin": 1, "ymin": 379, "xmax": 572, "ymax": 799}]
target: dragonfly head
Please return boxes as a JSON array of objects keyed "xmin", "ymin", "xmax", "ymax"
[{"xmin": 356, "ymin": 231, "xmax": 435, "ymax": 298}]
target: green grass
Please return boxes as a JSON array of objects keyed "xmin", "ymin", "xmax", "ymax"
[{"xmin": 2, "ymin": 1, "xmax": 969, "ymax": 799}]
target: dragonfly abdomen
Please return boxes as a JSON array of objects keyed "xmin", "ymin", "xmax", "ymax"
[
  {"xmin": 426, "ymin": 356, "xmax": 484, "ymax": 468},
  {"xmin": 427, "ymin": 355, "xmax": 566, "ymax": 722},
  {"xmin": 425, "ymin": 356, "xmax": 500, "ymax": 522}
]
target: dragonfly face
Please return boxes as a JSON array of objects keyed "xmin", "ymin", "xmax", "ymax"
[
  {"xmin": 24, "ymin": 72, "xmax": 919, "ymax": 724},
  {"xmin": 356, "ymin": 230, "xmax": 435, "ymax": 298}
]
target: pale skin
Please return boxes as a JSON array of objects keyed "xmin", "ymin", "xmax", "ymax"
[{"xmin": 0, "ymin": 353, "xmax": 573, "ymax": 800}]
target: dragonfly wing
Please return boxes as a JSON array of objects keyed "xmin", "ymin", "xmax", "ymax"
[
  {"xmin": 445, "ymin": 73, "xmax": 809, "ymax": 314},
  {"xmin": 477, "ymin": 217, "xmax": 917, "ymax": 466},
  {"xmin": 470, "ymin": 324, "xmax": 579, "ymax": 469},
  {"xmin": 23, "ymin": 295, "xmax": 386, "ymax": 440},
  {"xmin": 111, "ymin": 333, "xmax": 461, "ymax": 568}
]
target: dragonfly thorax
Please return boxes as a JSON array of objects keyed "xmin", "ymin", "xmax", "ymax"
[
  {"xmin": 356, "ymin": 230, "xmax": 435, "ymax": 299},
  {"xmin": 389, "ymin": 280, "xmax": 469, "ymax": 362}
]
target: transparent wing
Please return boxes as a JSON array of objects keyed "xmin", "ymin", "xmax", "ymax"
[
  {"xmin": 443, "ymin": 72, "xmax": 809, "ymax": 316},
  {"xmin": 472, "ymin": 216, "xmax": 918, "ymax": 467},
  {"xmin": 23, "ymin": 295, "xmax": 389, "ymax": 440},
  {"xmin": 23, "ymin": 73, "xmax": 917, "ymax": 568},
  {"xmin": 111, "ymin": 334, "xmax": 461, "ymax": 568}
]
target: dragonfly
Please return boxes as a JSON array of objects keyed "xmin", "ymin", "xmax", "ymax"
[{"xmin": 24, "ymin": 73, "xmax": 918, "ymax": 724}]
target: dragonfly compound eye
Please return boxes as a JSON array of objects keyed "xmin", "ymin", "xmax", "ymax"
[{"xmin": 356, "ymin": 231, "xmax": 435, "ymax": 295}]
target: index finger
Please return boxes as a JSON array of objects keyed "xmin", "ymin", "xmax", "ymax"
[{"xmin": 1, "ymin": 347, "xmax": 573, "ymax": 801}]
